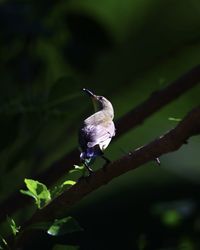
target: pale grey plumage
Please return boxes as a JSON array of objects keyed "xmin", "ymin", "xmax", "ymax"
[{"xmin": 79, "ymin": 89, "xmax": 115, "ymax": 172}]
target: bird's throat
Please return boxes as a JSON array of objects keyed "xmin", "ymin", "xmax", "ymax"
[{"xmin": 92, "ymin": 98, "xmax": 98, "ymax": 112}]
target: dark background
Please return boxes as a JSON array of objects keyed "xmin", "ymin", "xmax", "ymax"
[{"xmin": 0, "ymin": 0, "xmax": 200, "ymax": 249}]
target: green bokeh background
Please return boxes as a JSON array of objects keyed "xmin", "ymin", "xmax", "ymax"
[{"xmin": 0, "ymin": 0, "xmax": 200, "ymax": 249}]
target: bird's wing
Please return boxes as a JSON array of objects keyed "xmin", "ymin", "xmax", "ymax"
[{"xmin": 84, "ymin": 121, "xmax": 115, "ymax": 149}]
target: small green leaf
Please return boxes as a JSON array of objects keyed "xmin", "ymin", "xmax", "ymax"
[
  {"xmin": 74, "ymin": 165, "xmax": 84, "ymax": 170},
  {"xmin": 20, "ymin": 189, "xmax": 36, "ymax": 199},
  {"xmin": 7, "ymin": 216, "xmax": 20, "ymax": 236},
  {"xmin": 20, "ymin": 179, "xmax": 51, "ymax": 209},
  {"xmin": 51, "ymin": 180, "xmax": 76, "ymax": 199},
  {"xmin": 0, "ymin": 235, "xmax": 8, "ymax": 249},
  {"xmin": 69, "ymin": 165, "xmax": 85, "ymax": 174},
  {"xmin": 168, "ymin": 117, "xmax": 182, "ymax": 122},
  {"xmin": 62, "ymin": 180, "xmax": 76, "ymax": 186},
  {"xmin": 47, "ymin": 216, "xmax": 83, "ymax": 236}
]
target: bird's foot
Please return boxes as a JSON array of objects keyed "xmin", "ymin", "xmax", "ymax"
[{"xmin": 85, "ymin": 165, "xmax": 94, "ymax": 175}]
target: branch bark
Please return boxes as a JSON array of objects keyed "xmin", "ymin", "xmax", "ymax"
[
  {"xmin": 115, "ymin": 65, "xmax": 200, "ymax": 135},
  {"xmin": 25, "ymin": 105, "xmax": 200, "ymax": 226},
  {"xmin": 0, "ymin": 65, "xmax": 200, "ymax": 222}
]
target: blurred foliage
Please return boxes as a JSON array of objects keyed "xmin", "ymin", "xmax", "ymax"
[
  {"xmin": 6, "ymin": 216, "xmax": 20, "ymax": 236},
  {"xmin": 0, "ymin": 0, "xmax": 200, "ymax": 249},
  {"xmin": 47, "ymin": 217, "xmax": 83, "ymax": 236}
]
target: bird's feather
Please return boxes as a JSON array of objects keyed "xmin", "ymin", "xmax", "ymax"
[{"xmin": 79, "ymin": 121, "xmax": 115, "ymax": 152}]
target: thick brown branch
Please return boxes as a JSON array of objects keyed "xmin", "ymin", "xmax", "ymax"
[
  {"xmin": 115, "ymin": 65, "xmax": 200, "ymax": 135},
  {"xmin": 0, "ymin": 65, "xmax": 200, "ymax": 222},
  {"xmin": 25, "ymin": 105, "xmax": 200, "ymax": 226}
]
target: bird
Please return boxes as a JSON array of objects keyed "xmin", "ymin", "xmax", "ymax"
[{"xmin": 78, "ymin": 88, "xmax": 115, "ymax": 174}]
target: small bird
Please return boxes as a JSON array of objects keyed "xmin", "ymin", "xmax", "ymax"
[{"xmin": 79, "ymin": 88, "xmax": 115, "ymax": 174}]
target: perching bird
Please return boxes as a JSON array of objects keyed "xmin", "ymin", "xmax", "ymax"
[{"xmin": 79, "ymin": 88, "xmax": 115, "ymax": 174}]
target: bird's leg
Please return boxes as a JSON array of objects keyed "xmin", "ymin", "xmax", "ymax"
[
  {"xmin": 77, "ymin": 161, "xmax": 94, "ymax": 183},
  {"xmin": 84, "ymin": 161, "xmax": 94, "ymax": 176},
  {"xmin": 81, "ymin": 162, "xmax": 95, "ymax": 183}
]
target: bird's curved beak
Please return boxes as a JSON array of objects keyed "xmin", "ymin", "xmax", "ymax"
[
  {"xmin": 83, "ymin": 88, "xmax": 98, "ymax": 111},
  {"xmin": 82, "ymin": 88, "xmax": 96, "ymax": 98}
]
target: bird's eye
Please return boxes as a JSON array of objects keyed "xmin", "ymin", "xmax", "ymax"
[{"xmin": 99, "ymin": 96, "xmax": 103, "ymax": 100}]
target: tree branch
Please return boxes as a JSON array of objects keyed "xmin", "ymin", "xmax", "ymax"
[
  {"xmin": 25, "ymin": 105, "xmax": 200, "ymax": 226},
  {"xmin": 0, "ymin": 65, "xmax": 200, "ymax": 222},
  {"xmin": 115, "ymin": 65, "xmax": 200, "ymax": 135}
]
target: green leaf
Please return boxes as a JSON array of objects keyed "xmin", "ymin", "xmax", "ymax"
[
  {"xmin": 168, "ymin": 117, "xmax": 182, "ymax": 122},
  {"xmin": 74, "ymin": 165, "xmax": 84, "ymax": 170},
  {"xmin": 20, "ymin": 190, "xmax": 36, "ymax": 199},
  {"xmin": 51, "ymin": 180, "xmax": 76, "ymax": 199},
  {"xmin": 0, "ymin": 235, "xmax": 8, "ymax": 249},
  {"xmin": 62, "ymin": 180, "xmax": 76, "ymax": 187},
  {"xmin": 20, "ymin": 179, "xmax": 51, "ymax": 209},
  {"xmin": 69, "ymin": 165, "xmax": 85, "ymax": 174},
  {"xmin": 47, "ymin": 216, "xmax": 83, "ymax": 236},
  {"xmin": 7, "ymin": 216, "xmax": 20, "ymax": 236}
]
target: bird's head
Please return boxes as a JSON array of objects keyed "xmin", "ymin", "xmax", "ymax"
[{"xmin": 83, "ymin": 88, "xmax": 114, "ymax": 119}]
